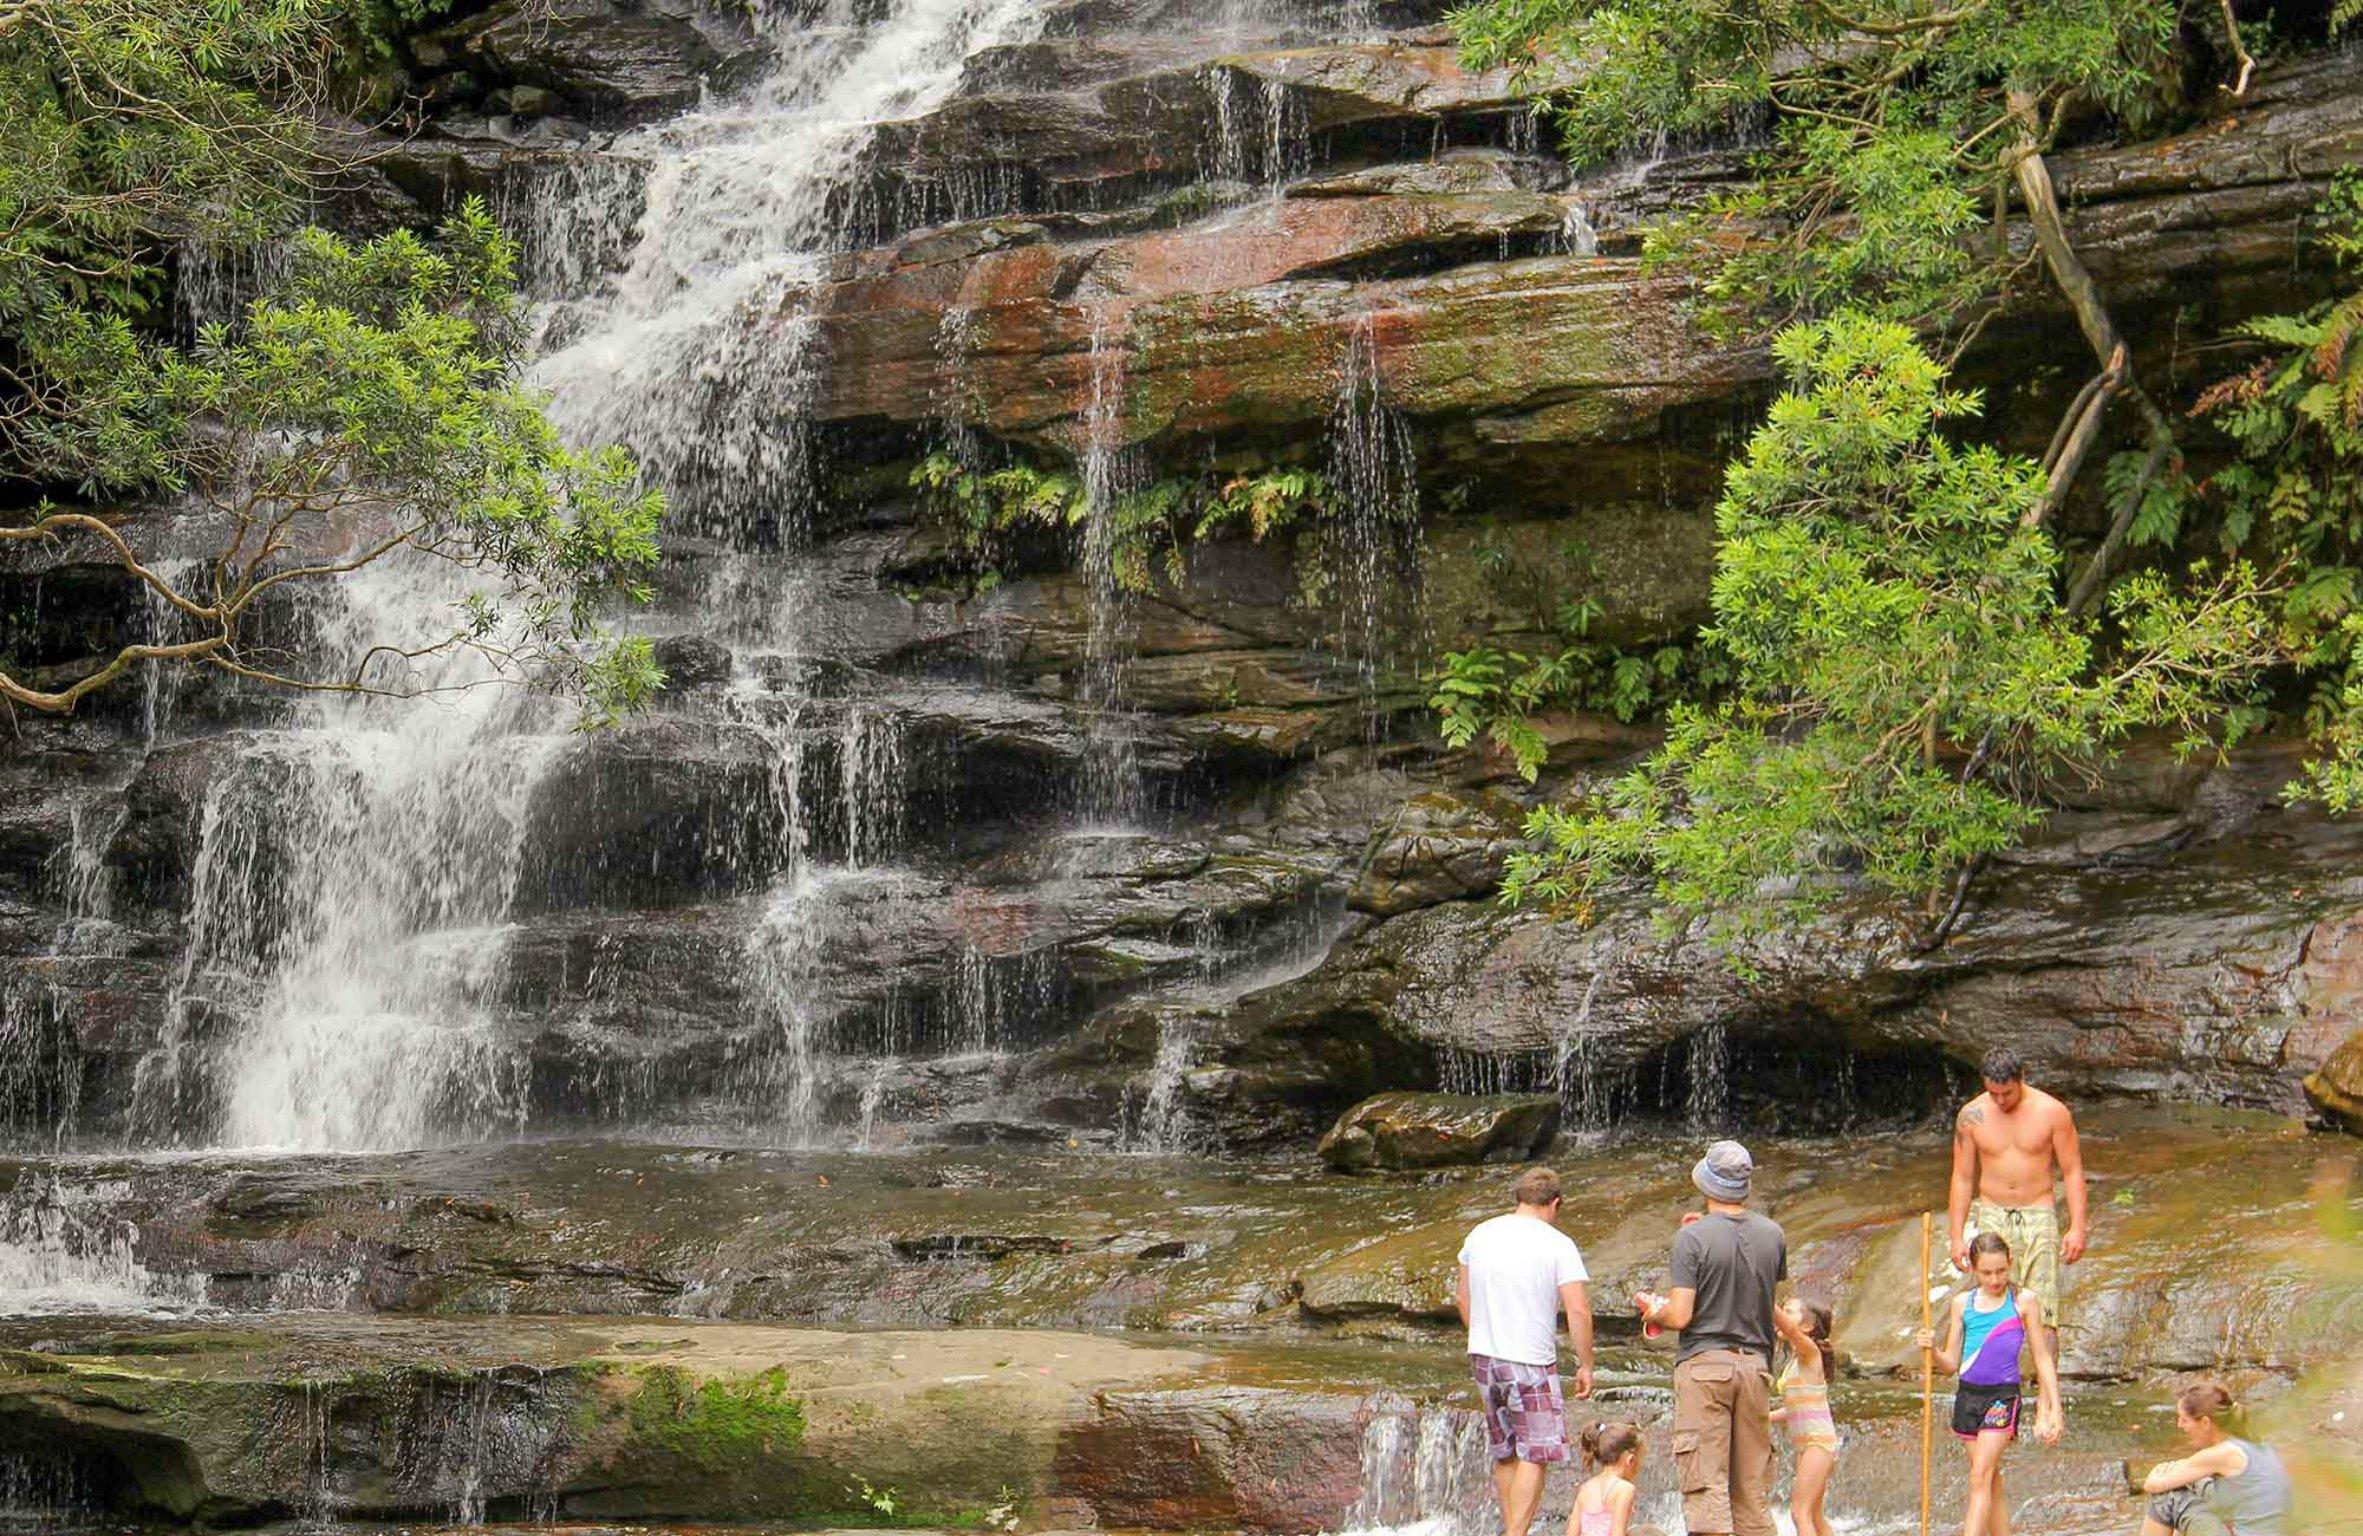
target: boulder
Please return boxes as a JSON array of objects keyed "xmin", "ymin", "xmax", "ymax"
[
  {"xmin": 1349, "ymin": 789, "xmax": 1528, "ymax": 915},
  {"xmin": 413, "ymin": 0, "xmax": 769, "ymax": 124},
  {"xmin": 2306, "ymin": 1032, "xmax": 2363, "ymax": 1135},
  {"xmin": 1316, "ymin": 1090, "xmax": 1560, "ymax": 1170}
]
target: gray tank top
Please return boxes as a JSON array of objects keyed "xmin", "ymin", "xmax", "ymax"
[{"xmin": 2209, "ymin": 1439, "xmax": 2292, "ymax": 1536}]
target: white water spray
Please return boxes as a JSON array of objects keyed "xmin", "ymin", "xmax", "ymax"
[{"xmin": 532, "ymin": 0, "xmax": 1047, "ymax": 529}]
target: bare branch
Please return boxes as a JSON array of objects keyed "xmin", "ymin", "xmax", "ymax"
[
  {"xmin": 0, "ymin": 634, "xmax": 227, "ymax": 714},
  {"xmin": 2217, "ymin": 0, "xmax": 2256, "ymax": 97},
  {"xmin": 0, "ymin": 511, "xmax": 216, "ymax": 621}
]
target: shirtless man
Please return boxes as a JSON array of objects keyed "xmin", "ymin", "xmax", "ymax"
[{"xmin": 1948, "ymin": 1047, "xmax": 2086, "ymax": 1356}]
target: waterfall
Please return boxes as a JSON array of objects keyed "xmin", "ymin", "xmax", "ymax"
[
  {"xmin": 126, "ymin": 551, "xmax": 557, "ymax": 1152},
  {"xmin": 520, "ymin": 0, "xmax": 1046, "ymax": 1142},
  {"xmin": 1553, "ymin": 965, "xmax": 1609, "ymax": 1133},
  {"xmin": 0, "ymin": 975, "xmax": 80, "ymax": 1148},
  {"xmin": 932, "ymin": 305, "xmax": 985, "ymax": 467},
  {"xmin": 1349, "ymin": 1397, "xmax": 1492, "ymax": 1536},
  {"xmin": 1685, "ymin": 1020, "xmax": 1731, "ymax": 1130},
  {"xmin": 1560, "ymin": 203, "xmax": 1601, "ymax": 256},
  {"xmin": 532, "ymin": 0, "xmax": 1047, "ymax": 532},
  {"xmin": 1203, "ymin": 69, "xmax": 1308, "ymax": 193},
  {"xmin": 296, "ymin": 1379, "xmax": 342, "ymax": 1527},
  {"xmin": 50, "ymin": 800, "xmax": 123, "ymax": 956},
  {"xmin": 1325, "ymin": 314, "xmax": 1421, "ymax": 729},
  {"xmin": 1131, "ymin": 1013, "xmax": 1199, "ymax": 1153},
  {"xmin": 0, "ymin": 1173, "xmax": 208, "ymax": 1317},
  {"xmin": 1075, "ymin": 309, "xmax": 1144, "ymax": 823}
]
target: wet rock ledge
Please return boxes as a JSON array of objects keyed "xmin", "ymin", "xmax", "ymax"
[{"xmin": 0, "ymin": 1319, "xmax": 1369, "ymax": 1529}]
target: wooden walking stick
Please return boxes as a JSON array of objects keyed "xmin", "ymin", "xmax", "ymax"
[{"xmin": 1920, "ymin": 1211, "xmax": 1937, "ymax": 1536}]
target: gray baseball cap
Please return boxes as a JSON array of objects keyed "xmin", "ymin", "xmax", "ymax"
[{"xmin": 1692, "ymin": 1139, "xmax": 1754, "ymax": 1202}]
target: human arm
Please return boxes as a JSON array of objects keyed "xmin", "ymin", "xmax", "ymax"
[
  {"xmin": 1641, "ymin": 1287, "xmax": 1697, "ymax": 1332},
  {"xmin": 1949, "ymin": 1104, "xmax": 1981, "ymax": 1269},
  {"xmin": 2022, "ymin": 1291, "xmax": 2063, "ymax": 1443},
  {"xmin": 1645, "ymin": 1224, "xmax": 1703, "ymax": 1333},
  {"xmin": 2054, "ymin": 1107, "xmax": 2088, "ymax": 1264},
  {"xmin": 1915, "ymin": 1294, "xmax": 1965, "ymax": 1375},
  {"xmin": 1561, "ymin": 1280, "xmax": 1595, "ymax": 1397},
  {"xmin": 2141, "ymin": 1442, "xmax": 2246, "ymax": 1494},
  {"xmin": 1456, "ymin": 1264, "xmax": 1471, "ymax": 1329},
  {"xmin": 1772, "ymin": 1304, "xmax": 1821, "ymax": 1376}
]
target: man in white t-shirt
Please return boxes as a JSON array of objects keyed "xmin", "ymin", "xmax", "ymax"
[{"xmin": 1456, "ymin": 1166, "xmax": 1595, "ymax": 1536}]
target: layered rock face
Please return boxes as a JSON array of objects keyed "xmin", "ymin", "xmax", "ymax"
[{"xmin": 4, "ymin": 0, "xmax": 2363, "ymax": 1159}]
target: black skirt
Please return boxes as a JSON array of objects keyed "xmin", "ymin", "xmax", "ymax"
[{"xmin": 1952, "ymin": 1380, "xmax": 2021, "ymax": 1440}]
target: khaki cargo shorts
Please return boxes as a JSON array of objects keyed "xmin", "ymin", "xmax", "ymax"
[
  {"xmin": 1968, "ymin": 1199, "xmax": 2062, "ymax": 1327},
  {"xmin": 1672, "ymin": 1348, "xmax": 1776, "ymax": 1536}
]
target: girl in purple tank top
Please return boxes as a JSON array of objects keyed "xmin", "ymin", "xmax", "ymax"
[
  {"xmin": 1919, "ymin": 1233, "xmax": 2064, "ymax": 1536},
  {"xmin": 1567, "ymin": 1422, "xmax": 1641, "ymax": 1536}
]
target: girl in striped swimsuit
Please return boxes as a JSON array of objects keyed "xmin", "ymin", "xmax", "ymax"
[
  {"xmin": 1772, "ymin": 1297, "xmax": 1840, "ymax": 1536},
  {"xmin": 1919, "ymin": 1232, "xmax": 2064, "ymax": 1536}
]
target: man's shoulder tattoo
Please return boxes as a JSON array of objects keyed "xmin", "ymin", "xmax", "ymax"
[{"xmin": 1961, "ymin": 1103, "xmax": 1986, "ymax": 1125}]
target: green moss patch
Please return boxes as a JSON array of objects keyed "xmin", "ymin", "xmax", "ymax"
[{"xmin": 625, "ymin": 1365, "xmax": 807, "ymax": 1469}]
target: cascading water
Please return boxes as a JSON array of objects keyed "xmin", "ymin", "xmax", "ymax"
[
  {"xmin": 1553, "ymin": 965, "xmax": 1610, "ymax": 1132},
  {"xmin": 1685, "ymin": 1020, "xmax": 1732, "ymax": 1130},
  {"xmin": 1204, "ymin": 69, "xmax": 1309, "ymax": 193},
  {"xmin": 520, "ymin": 0, "xmax": 1049, "ymax": 1142},
  {"xmin": 49, "ymin": 801, "xmax": 122, "ymax": 956},
  {"xmin": 532, "ymin": 0, "xmax": 1047, "ymax": 530},
  {"xmin": 1132, "ymin": 1014, "xmax": 1200, "ymax": 1153},
  {"xmin": 0, "ymin": 976, "xmax": 79, "ymax": 1149},
  {"xmin": 0, "ymin": 1173, "xmax": 207, "ymax": 1317},
  {"xmin": 1075, "ymin": 309, "xmax": 1145, "ymax": 823},
  {"xmin": 1325, "ymin": 313, "xmax": 1422, "ymax": 730},
  {"xmin": 130, "ymin": 554, "xmax": 558, "ymax": 1152},
  {"xmin": 1349, "ymin": 1397, "xmax": 1493, "ymax": 1536},
  {"xmin": 932, "ymin": 306, "xmax": 986, "ymax": 468}
]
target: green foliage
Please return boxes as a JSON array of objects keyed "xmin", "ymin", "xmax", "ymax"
[
  {"xmin": 1452, "ymin": 0, "xmax": 2202, "ymax": 338},
  {"xmin": 2185, "ymin": 175, "xmax": 2363, "ymax": 810},
  {"xmin": 1503, "ymin": 316, "xmax": 2274, "ymax": 926},
  {"xmin": 345, "ymin": 0, "xmax": 465, "ymax": 59},
  {"xmin": 625, "ymin": 1365, "xmax": 808, "ymax": 1468},
  {"xmin": 0, "ymin": 0, "xmax": 664, "ymax": 721},
  {"xmin": 847, "ymin": 1474, "xmax": 902, "ymax": 1517},
  {"xmin": 0, "ymin": 0, "xmax": 332, "ymax": 352},
  {"xmin": 909, "ymin": 453, "xmax": 1330, "ymax": 594},
  {"xmin": 1430, "ymin": 639, "xmax": 1720, "ymax": 779},
  {"xmin": 9, "ymin": 203, "xmax": 665, "ymax": 722}
]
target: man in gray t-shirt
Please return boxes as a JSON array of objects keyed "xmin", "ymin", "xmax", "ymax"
[{"xmin": 1636, "ymin": 1141, "xmax": 1786, "ymax": 1536}]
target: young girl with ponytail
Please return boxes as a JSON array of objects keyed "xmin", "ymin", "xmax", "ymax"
[
  {"xmin": 1771, "ymin": 1297, "xmax": 1840, "ymax": 1536},
  {"xmin": 1567, "ymin": 1422, "xmax": 1642, "ymax": 1536}
]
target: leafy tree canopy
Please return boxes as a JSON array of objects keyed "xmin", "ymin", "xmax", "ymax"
[
  {"xmin": 0, "ymin": 0, "xmax": 664, "ymax": 721},
  {"xmin": 1451, "ymin": 0, "xmax": 2239, "ymax": 348},
  {"xmin": 1442, "ymin": 0, "xmax": 2363, "ymax": 936},
  {"xmin": 1504, "ymin": 316, "xmax": 2274, "ymax": 930}
]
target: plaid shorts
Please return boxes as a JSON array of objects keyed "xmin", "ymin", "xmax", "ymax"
[{"xmin": 1471, "ymin": 1354, "xmax": 1569, "ymax": 1464}]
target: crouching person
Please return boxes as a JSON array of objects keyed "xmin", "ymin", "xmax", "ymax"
[{"xmin": 2135, "ymin": 1382, "xmax": 2291, "ymax": 1536}]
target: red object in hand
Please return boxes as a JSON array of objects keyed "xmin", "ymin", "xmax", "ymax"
[{"xmin": 1636, "ymin": 1291, "xmax": 1668, "ymax": 1340}]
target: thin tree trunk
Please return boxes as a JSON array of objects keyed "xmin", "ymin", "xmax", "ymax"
[
  {"xmin": 1920, "ymin": 97, "xmax": 2191, "ymax": 951},
  {"xmin": 2005, "ymin": 89, "xmax": 2177, "ymax": 467}
]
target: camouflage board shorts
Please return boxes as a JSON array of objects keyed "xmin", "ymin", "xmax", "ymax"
[
  {"xmin": 1968, "ymin": 1199, "xmax": 2063, "ymax": 1327},
  {"xmin": 1470, "ymin": 1353, "xmax": 1569, "ymax": 1464}
]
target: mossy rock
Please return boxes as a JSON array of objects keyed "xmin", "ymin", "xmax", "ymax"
[
  {"xmin": 2305, "ymin": 1029, "xmax": 2363, "ymax": 1135},
  {"xmin": 1316, "ymin": 1090, "xmax": 1561, "ymax": 1171}
]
